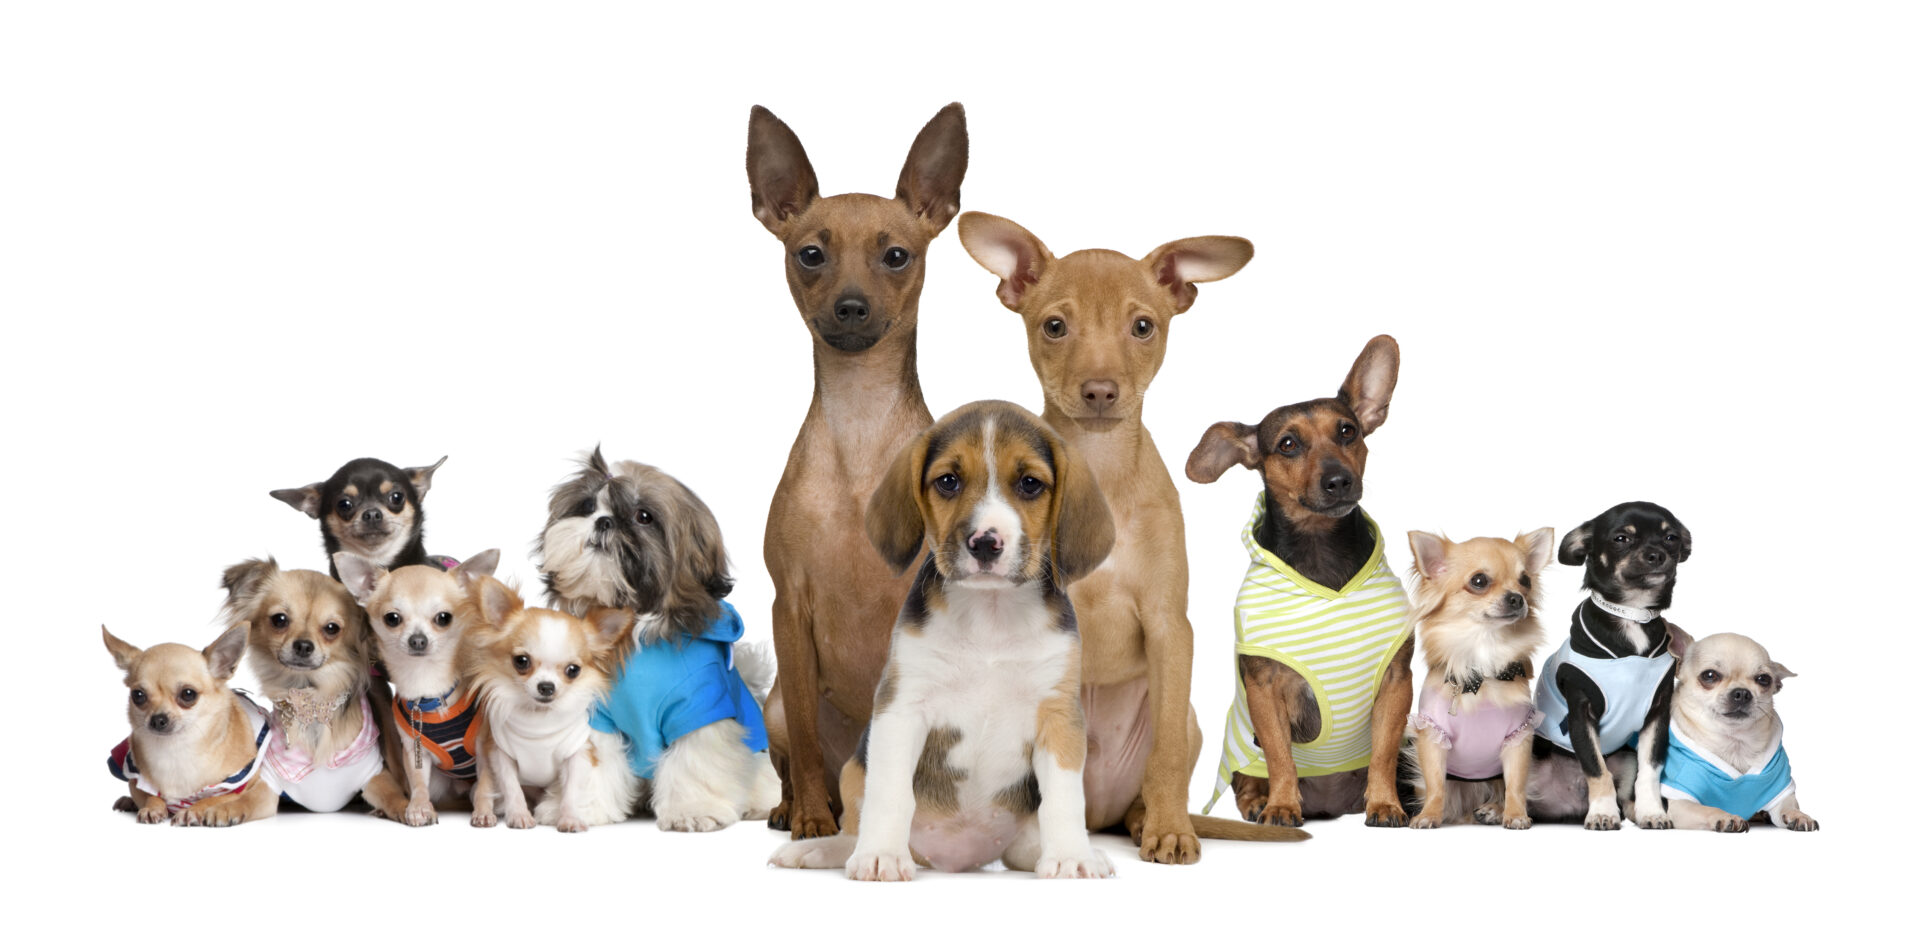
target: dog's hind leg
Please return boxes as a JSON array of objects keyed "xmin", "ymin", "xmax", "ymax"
[{"xmin": 652, "ymin": 720, "xmax": 752, "ymax": 832}]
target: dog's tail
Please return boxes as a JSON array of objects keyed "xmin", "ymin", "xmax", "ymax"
[
  {"xmin": 733, "ymin": 640, "xmax": 776, "ymax": 706},
  {"xmin": 1188, "ymin": 814, "xmax": 1312, "ymax": 842}
]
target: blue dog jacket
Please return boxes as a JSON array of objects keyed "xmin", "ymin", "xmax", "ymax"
[
  {"xmin": 589, "ymin": 600, "xmax": 769, "ymax": 779},
  {"xmin": 1661, "ymin": 720, "xmax": 1796, "ymax": 823},
  {"xmin": 1535, "ymin": 605, "xmax": 1675, "ymax": 755}
]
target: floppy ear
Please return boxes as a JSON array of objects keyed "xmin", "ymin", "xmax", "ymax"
[
  {"xmin": 662, "ymin": 488, "xmax": 731, "ymax": 635},
  {"xmin": 1407, "ymin": 531, "xmax": 1450, "ymax": 580},
  {"xmin": 1186, "ymin": 421, "xmax": 1260, "ymax": 483},
  {"xmin": 1517, "ymin": 527, "xmax": 1556, "ymax": 574},
  {"xmin": 1338, "ymin": 334, "xmax": 1400, "ymax": 434},
  {"xmin": 473, "ymin": 578, "xmax": 525, "ymax": 628},
  {"xmin": 454, "ymin": 549, "xmax": 500, "ymax": 583},
  {"xmin": 407, "ymin": 456, "xmax": 447, "ymax": 498},
  {"xmin": 1670, "ymin": 516, "xmax": 1693, "ymax": 563},
  {"xmin": 270, "ymin": 484, "xmax": 323, "ymax": 519},
  {"xmin": 203, "ymin": 623, "xmax": 250, "ymax": 681},
  {"xmin": 1140, "ymin": 236, "xmax": 1255, "ymax": 313},
  {"xmin": 896, "ymin": 102, "xmax": 968, "ymax": 234},
  {"xmin": 958, "ymin": 212, "xmax": 1052, "ymax": 310},
  {"xmin": 865, "ymin": 432, "xmax": 932, "ymax": 576},
  {"xmin": 219, "ymin": 557, "xmax": 279, "ymax": 623},
  {"xmin": 333, "ymin": 553, "xmax": 385, "ymax": 604},
  {"xmin": 1048, "ymin": 436, "xmax": 1116, "ymax": 584},
  {"xmin": 747, "ymin": 105, "xmax": 820, "ymax": 237},
  {"xmin": 1559, "ymin": 517, "xmax": 1597, "ymax": 566},
  {"xmin": 103, "ymin": 626, "xmax": 141, "ymax": 671}
]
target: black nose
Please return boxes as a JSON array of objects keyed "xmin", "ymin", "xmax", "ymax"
[
  {"xmin": 148, "ymin": 713, "xmax": 170, "ymax": 732},
  {"xmin": 1729, "ymin": 687, "xmax": 1753, "ymax": 705},
  {"xmin": 594, "ymin": 516, "xmax": 612, "ymax": 533},
  {"xmin": 407, "ymin": 633, "xmax": 429, "ymax": 653},
  {"xmin": 362, "ymin": 508, "xmax": 383, "ymax": 524},
  {"xmin": 536, "ymin": 681, "xmax": 556, "ymax": 697},
  {"xmin": 1642, "ymin": 547, "xmax": 1668, "ymax": 566},
  {"xmin": 293, "ymin": 639, "xmax": 315, "ymax": 657},
  {"xmin": 1321, "ymin": 471, "xmax": 1353, "ymax": 497},
  {"xmin": 1503, "ymin": 592, "xmax": 1525, "ymax": 613},
  {"xmin": 835, "ymin": 297, "xmax": 868, "ymax": 322},
  {"xmin": 968, "ymin": 530, "xmax": 1004, "ymax": 563}
]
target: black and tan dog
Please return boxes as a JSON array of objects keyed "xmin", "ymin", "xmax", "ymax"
[
  {"xmin": 272, "ymin": 457, "xmax": 447, "ymax": 579},
  {"xmin": 1185, "ymin": 335, "xmax": 1414, "ymax": 827},
  {"xmin": 1528, "ymin": 501, "xmax": 1691, "ymax": 829}
]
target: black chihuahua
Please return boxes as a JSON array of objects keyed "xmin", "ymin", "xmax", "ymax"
[{"xmin": 272, "ymin": 457, "xmax": 447, "ymax": 579}]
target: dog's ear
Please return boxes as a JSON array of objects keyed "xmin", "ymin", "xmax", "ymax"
[
  {"xmin": 1769, "ymin": 660, "xmax": 1797, "ymax": 692},
  {"xmin": 1186, "ymin": 421, "xmax": 1260, "ymax": 483},
  {"xmin": 473, "ymin": 577, "xmax": 524, "ymax": 627},
  {"xmin": 585, "ymin": 444, "xmax": 611, "ymax": 479},
  {"xmin": 333, "ymin": 553, "xmax": 385, "ymax": 604},
  {"xmin": 407, "ymin": 456, "xmax": 447, "ymax": 499},
  {"xmin": 1668, "ymin": 514, "xmax": 1693, "ymax": 563},
  {"xmin": 866, "ymin": 431, "xmax": 932, "ymax": 576},
  {"xmin": 1141, "ymin": 236, "xmax": 1254, "ymax": 314},
  {"xmin": 270, "ymin": 484, "xmax": 324, "ymax": 519},
  {"xmin": 959, "ymin": 212, "xmax": 1052, "ymax": 310},
  {"xmin": 1407, "ymin": 531, "xmax": 1450, "ymax": 580},
  {"xmin": 454, "ymin": 549, "xmax": 500, "ymax": 584},
  {"xmin": 1338, "ymin": 334, "xmax": 1400, "ymax": 434},
  {"xmin": 1559, "ymin": 516, "xmax": 1597, "ymax": 566},
  {"xmin": 202, "ymin": 622, "xmax": 250, "ymax": 681},
  {"xmin": 896, "ymin": 102, "xmax": 968, "ymax": 234},
  {"xmin": 662, "ymin": 487, "xmax": 731, "ymax": 635},
  {"xmin": 219, "ymin": 557, "xmax": 279, "ymax": 623},
  {"xmin": 103, "ymin": 626, "xmax": 141, "ymax": 671},
  {"xmin": 1516, "ymin": 527, "xmax": 1556, "ymax": 574},
  {"xmin": 1047, "ymin": 431, "xmax": 1116, "ymax": 584},
  {"xmin": 583, "ymin": 606, "xmax": 633, "ymax": 655},
  {"xmin": 747, "ymin": 105, "xmax": 819, "ymax": 238}
]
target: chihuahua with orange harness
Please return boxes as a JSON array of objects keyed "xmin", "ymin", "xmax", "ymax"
[{"xmin": 747, "ymin": 103, "xmax": 969, "ymax": 839}]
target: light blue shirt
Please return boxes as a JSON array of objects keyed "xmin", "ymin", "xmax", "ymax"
[
  {"xmin": 1534, "ymin": 610, "xmax": 1676, "ymax": 755},
  {"xmin": 1661, "ymin": 721, "xmax": 1795, "ymax": 823},
  {"xmin": 588, "ymin": 600, "xmax": 770, "ymax": 779}
]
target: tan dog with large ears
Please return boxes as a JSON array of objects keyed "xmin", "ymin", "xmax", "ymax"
[
  {"xmin": 748, "ymin": 104, "xmax": 968, "ymax": 840},
  {"xmin": 958, "ymin": 212, "xmax": 1294, "ymax": 865}
]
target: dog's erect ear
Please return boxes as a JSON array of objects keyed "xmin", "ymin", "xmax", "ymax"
[
  {"xmin": 1338, "ymin": 334, "xmax": 1400, "ymax": 434},
  {"xmin": 1559, "ymin": 517, "xmax": 1597, "ymax": 566},
  {"xmin": 1185, "ymin": 421, "xmax": 1260, "ymax": 484},
  {"xmin": 270, "ymin": 484, "xmax": 324, "ymax": 519},
  {"xmin": 333, "ymin": 553, "xmax": 385, "ymax": 604},
  {"xmin": 896, "ymin": 102, "xmax": 968, "ymax": 234},
  {"xmin": 584, "ymin": 606, "xmax": 633, "ymax": 653},
  {"xmin": 1769, "ymin": 660, "xmax": 1797, "ymax": 692},
  {"xmin": 959, "ymin": 212, "xmax": 1052, "ymax": 310},
  {"xmin": 747, "ymin": 105, "xmax": 820, "ymax": 238},
  {"xmin": 1407, "ymin": 531, "xmax": 1450, "ymax": 580},
  {"xmin": 866, "ymin": 431, "xmax": 932, "ymax": 576},
  {"xmin": 1141, "ymin": 236, "xmax": 1255, "ymax": 314},
  {"xmin": 407, "ymin": 456, "xmax": 447, "ymax": 499},
  {"xmin": 1048, "ymin": 435, "xmax": 1116, "ymax": 584},
  {"xmin": 103, "ymin": 626, "xmax": 141, "ymax": 671},
  {"xmin": 473, "ymin": 578, "xmax": 524, "ymax": 627},
  {"xmin": 203, "ymin": 623, "xmax": 249, "ymax": 681},
  {"xmin": 219, "ymin": 557, "xmax": 279, "ymax": 622},
  {"xmin": 1516, "ymin": 527, "xmax": 1556, "ymax": 574},
  {"xmin": 455, "ymin": 549, "xmax": 501, "ymax": 584}
]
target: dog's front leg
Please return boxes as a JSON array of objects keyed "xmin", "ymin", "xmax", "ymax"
[
  {"xmin": 768, "ymin": 591, "xmax": 839, "ymax": 839},
  {"xmin": 844, "ymin": 711, "xmax": 927, "ymax": 882},
  {"xmin": 469, "ymin": 734, "xmax": 499, "ymax": 828},
  {"xmin": 1666, "ymin": 796, "xmax": 1748, "ymax": 832},
  {"xmin": 1631, "ymin": 663, "xmax": 1676, "ymax": 829},
  {"xmin": 551, "ymin": 747, "xmax": 592, "ymax": 833},
  {"xmin": 1409, "ymin": 724, "xmax": 1449, "ymax": 829},
  {"xmin": 1032, "ymin": 676, "xmax": 1111, "ymax": 878},
  {"xmin": 487, "ymin": 747, "xmax": 534, "ymax": 830},
  {"xmin": 1498, "ymin": 733, "xmax": 1533, "ymax": 829},
  {"xmin": 1135, "ymin": 600, "xmax": 1201, "ymax": 864},
  {"xmin": 1362, "ymin": 641, "xmax": 1414, "ymax": 827},
  {"xmin": 1240, "ymin": 654, "xmax": 1303, "ymax": 827},
  {"xmin": 1773, "ymin": 792, "xmax": 1818, "ymax": 831}
]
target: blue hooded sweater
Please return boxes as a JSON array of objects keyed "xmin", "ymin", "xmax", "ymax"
[{"xmin": 589, "ymin": 600, "xmax": 769, "ymax": 779}]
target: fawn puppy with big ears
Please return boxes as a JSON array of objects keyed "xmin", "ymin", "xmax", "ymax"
[
  {"xmin": 1403, "ymin": 529, "xmax": 1553, "ymax": 829},
  {"xmin": 958, "ymin": 212, "xmax": 1307, "ymax": 862},
  {"xmin": 747, "ymin": 102, "xmax": 968, "ymax": 839}
]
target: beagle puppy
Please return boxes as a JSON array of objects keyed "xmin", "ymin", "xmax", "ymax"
[{"xmin": 769, "ymin": 401, "xmax": 1117, "ymax": 879}]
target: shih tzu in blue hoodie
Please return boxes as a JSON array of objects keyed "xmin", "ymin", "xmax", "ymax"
[{"xmin": 537, "ymin": 448, "xmax": 779, "ymax": 831}]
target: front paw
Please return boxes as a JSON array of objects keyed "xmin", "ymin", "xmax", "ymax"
[
  {"xmin": 1782, "ymin": 811, "xmax": 1820, "ymax": 832},
  {"xmin": 846, "ymin": 850, "xmax": 915, "ymax": 882},
  {"xmin": 1504, "ymin": 813, "xmax": 1532, "ymax": 830},
  {"xmin": 659, "ymin": 813, "xmax": 728, "ymax": 833},
  {"xmin": 136, "ymin": 803, "xmax": 170, "ymax": 825},
  {"xmin": 766, "ymin": 799, "xmax": 792, "ymax": 831},
  {"xmin": 1713, "ymin": 815, "xmax": 1749, "ymax": 833},
  {"xmin": 789, "ymin": 803, "xmax": 840, "ymax": 840},
  {"xmin": 1637, "ymin": 811, "xmax": 1673, "ymax": 830},
  {"xmin": 1365, "ymin": 801, "xmax": 1410, "ymax": 828},
  {"xmin": 470, "ymin": 808, "xmax": 497, "ymax": 828},
  {"xmin": 1584, "ymin": 811, "xmax": 1621, "ymax": 831},
  {"xmin": 1473, "ymin": 803, "xmax": 1503, "ymax": 826},
  {"xmin": 1038, "ymin": 846, "xmax": 1114, "ymax": 879},
  {"xmin": 1254, "ymin": 801, "xmax": 1304, "ymax": 828},
  {"xmin": 403, "ymin": 799, "xmax": 438, "ymax": 827},
  {"xmin": 555, "ymin": 815, "xmax": 589, "ymax": 834},
  {"xmin": 1138, "ymin": 822, "xmax": 1201, "ymax": 864},
  {"xmin": 505, "ymin": 810, "xmax": 536, "ymax": 830},
  {"xmin": 1410, "ymin": 809, "xmax": 1444, "ymax": 830}
]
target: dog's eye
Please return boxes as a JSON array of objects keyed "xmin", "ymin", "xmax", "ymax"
[
  {"xmin": 1699, "ymin": 670, "xmax": 1720, "ymax": 685},
  {"xmin": 270, "ymin": 613, "xmax": 289, "ymax": 629},
  {"xmin": 383, "ymin": 612, "xmax": 402, "ymax": 628},
  {"xmin": 796, "ymin": 246, "xmax": 826, "ymax": 269},
  {"xmin": 1755, "ymin": 674, "xmax": 1772, "ymax": 688},
  {"xmin": 336, "ymin": 498, "xmax": 354, "ymax": 517},
  {"xmin": 434, "ymin": 611, "xmax": 453, "ymax": 627},
  {"xmin": 178, "ymin": 687, "xmax": 197, "ymax": 707},
  {"xmin": 575, "ymin": 497, "xmax": 596, "ymax": 516},
  {"xmin": 388, "ymin": 491, "xmax": 405, "ymax": 508},
  {"xmin": 323, "ymin": 621, "xmax": 341, "ymax": 636},
  {"xmin": 1468, "ymin": 573, "xmax": 1490, "ymax": 591},
  {"xmin": 1276, "ymin": 436, "xmax": 1299, "ymax": 455},
  {"xmin": 1131, "ymin": 317, "xmax": 1154, "ymax": 339},
  {"xmin": 1338, "ymin": 423, "xmax": 1357, "ymax": 442},
  {"xmin": 1613, "ymin": 534, "xmax": 1629, "ymax": 544},
  {"xmin": 1663, "ymin": 533, "xmax": 1679, "ymax": 542},
  {"xmin": 883, "ymin": 246, "xmax": 911, "ymax": 270},
  {"xmin": 1042, "ymin": 317, "xmax": 1067, "ymax": 339},
  {"xmin": 1518, "ymin": 573, "xmax": 1531, "ymax": 589},
  {"xmin": 564, "ymin": 664, "xmax": 581, "ymax": 680},
  {"xmin": 934, "ymin": 473, "xmax": 962, "ymax": 496},
  {"xmin": 1015, "ymin": 475, "xmax": 1045, "ymax": 498},
  {"xmin": 636, "ymin": 509, "xmax": 654, "ymax": 525},
  {"xmin": 129, "ymin": 689, "xmax": 147, "ymax": 707},
  {"xmin": 513, "ymin": 654, "xmax": 532, "ymax": 674}
]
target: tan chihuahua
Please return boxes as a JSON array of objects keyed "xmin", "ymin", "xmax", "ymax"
[
  {"xmin": 105, "ymin": 624, "xmax": 278, "ymax": 826},
  {"xmin": 747, "ymin": 103, "xmax": 968, "ymax": 839},
  {"xmin": 958, "ymin": 212, "xmax": 1303, "ymax": 864},
  {"xmin": 1664, "ymin": 633, "xmax": 1817, "ymax": 832}
]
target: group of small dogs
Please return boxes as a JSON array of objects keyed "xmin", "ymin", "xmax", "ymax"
[{"xmin": 102, "ymin": 103, "xmax": 1816, "ymax": 879}]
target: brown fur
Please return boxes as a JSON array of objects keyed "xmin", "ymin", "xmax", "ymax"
[{"xmin": 749, "ymin": 103, "xmax": 968, "ymax": 838}]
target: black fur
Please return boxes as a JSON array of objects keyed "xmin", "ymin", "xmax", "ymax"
[{"xmin": 270, "ymin": 456, "xmax": 442, "ymax": 580}]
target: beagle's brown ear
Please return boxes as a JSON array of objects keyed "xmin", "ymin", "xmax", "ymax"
[
  {"xmin": 1338, "ymin": 334, "xmax": 1400, "ymax": 434},
  {"xmin": 1046, "ymin": 429, "xmax": 1116, "ymax": 584},
  {"xmin": 1186, "ymin": 421, "xmax": 1260, "ymax": 483},
  {"xmin": 865, "ymin": 432, "xmax": 932, "ymax": 576}
]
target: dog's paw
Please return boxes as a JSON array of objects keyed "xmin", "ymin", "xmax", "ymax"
[
  {"xmin": 1637, "ymin": 811, "xmax": 1673, "ymax": 830},
  {"xmin": 659, "ymin": 813, "xmax": 729, "ymax": 833},
  {"xmin": 1410, "ymin": 810, "xmax": 1444, "ymax": 830},
  {"xmin": 505, "ymin": 810, "xmax": 536, "ymax": 830},
  {"xmin": 765, "ymin": 799, "xmax": 792, "ymax": 831},
  {"xmin": 1584, "ymin": 811, "xmax": 1621, "ymax": 831},
  {"xmin": 1038, "ymin": 847, "xmax": 1114, "ymax": 879},
  {"xmin": 1713, "ymin": 816, "xmax": 1749, "ymax": 833},
  {"xmin": 555, "ymin": 815, "xmax": 589, "ymax": 834},
  {"xmin": 1138, "ymin": 826, "xmax": 1201, "ymax": 865},
  {"xmin": 790, "ymin": 807, "xmax": 840, "ymax": 840},
  {"xmin": 1365, "ymin": 802, "xmax": 1410, "ymax": 828},
  {"xmin": 1504, "ymin": 813, "xmax": 1532, "ymax": 830},
  {"xmin": 403, "ymin": 800, "xmax": 438, "ymax": 828},
  {"xmin": 1473, "ymin": 802, "xmax": 1503, "ymax": 826},
  {"xmin": 136, "ymin": 802, "xmax": 170, "ymax": 825},
  {"xmin": 112, "ymin": 796, "xmax": 137, "ymax": 814},
  {"xmin": 1255, "ymin": 801, "xmax": 1304, "ymax": 828},
  {"xmin": 1782, "ymin": 811, "xmax": 1820, "ymax": 832},
  {"xmin": 846, "ymin": 849, "xmax": 915, "ymax": 882},
  {"xmin": 470, "ymin": 808, "xmax": 497, "ymax": 828},
  {"xmin": 770, "ymin": 835, "xmax": 855, "ymax": 870}
]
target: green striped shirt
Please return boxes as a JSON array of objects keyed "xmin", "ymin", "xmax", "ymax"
[{"xmin": 1205, "ymin": 493, "xmax": 1412, "ymax": 811}]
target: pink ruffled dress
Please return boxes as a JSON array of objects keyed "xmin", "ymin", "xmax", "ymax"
[{"xmin": 1410, "ymin": 686, "xmax": 1540, "ymax": 780}]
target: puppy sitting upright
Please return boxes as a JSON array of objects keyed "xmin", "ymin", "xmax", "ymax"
[
  {"xmin": 1186, "ymin": 335, "xmax": 1414, "ymax": 827},
  {"xmin": 771, "ymin": 402, "xmax": 1117, "ymax": 879},
  {"xmin": 272, "ymin": 456, "xmax": 448, "ymax": 578},
  {"xmin": 105, "ymin": 624, "xmax": 276, "ymax": 826},
  {"xmin": 1663, "ymin": 633, "xmax": 1817, "ymax": 832},
  {"xmin": 221, "ymin": 557, "xmax": 406, "ymax": 817},
  {"xmin": 1403, "ymin": 529, "xmax": 1553, "ymax": 829},
  {"xmin": 1528, "ymin": 501, "xmax": 1691, "ymax": 830}
]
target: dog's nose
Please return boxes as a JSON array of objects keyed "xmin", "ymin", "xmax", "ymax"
[
  {"xmin": 407, "ymin": 633, "xmax": 429, "ymax": 653},
  {"xmin": 594, "ymin": 516, "xmax": 612, "ymax": 533},
  {"xmin": 835, "ymin": 297, "xmax": 869, "ymax": 322},
  {"xmin": 1321, "ymin": 471, "xmax": 1353, "ymax": 497},
  {"xmin": 1503, "ymin": 592, "xmax": 1525, "ymax": 614},
  {"xmin": 1642, "ymin": 547, "xmax": 1667, "ymax": 566},
  {"xmin": 1729, "ymin": 687, "xmax": 1753, "ymax": 705},
  {"xmin": 968, "ymin": 529, "xmax": 1004, "ymax": 563},
  {"xmin": 293, "ymin": 639, "xmax": 315, "ymax": 658},
  {"xmin": 362, "ymin": 508, "xmax": 383, "ymax": 525},
  {"xmin": 148, "ymin": 713, "xmax": 170, "ymax": 732},
  {"xmin": 536, "ymin": 680, "xmax": 556, "ymax": 698},
  {"xmin": 1081, "ymin": 380, "xmax": 1118, "ymax": 414}
]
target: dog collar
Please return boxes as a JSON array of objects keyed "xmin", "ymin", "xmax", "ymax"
[
  {"xmin": 274, "ymin": 689, "xmax": 353, "ymax": 728},
  {"xmin": 1589, "ymin": 594, "xmax": 1660, "ymax": 624},
  {"xmin": 403, "ymin": 684, "xmax": 459, "ymax": 714},
  {"xmin": 1445, "ymin": 660, "xmax": 1528, "ymax": 697}
]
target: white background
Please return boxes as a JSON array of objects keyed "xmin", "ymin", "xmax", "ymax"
[{"xmin": 5, "ymin": 2, "xmax": 1913, "ymax": 936}]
